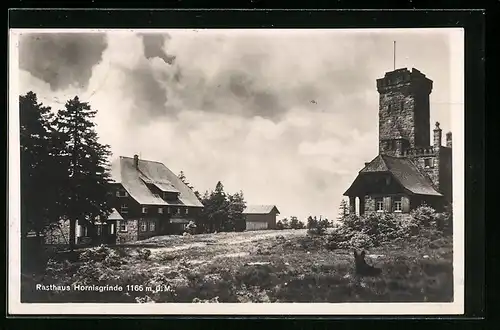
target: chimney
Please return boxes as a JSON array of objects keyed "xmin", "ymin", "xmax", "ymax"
[
  {"xmin": 433, "ymin": 122, "xmax": 442, "ymax": 148},
  {"xmin": 133, "ymin": 154, "xmax": 139, "ymax": 169},
  {"xmin": 446, "ymin": 132, "xmax": 452, "ymax": 148}
]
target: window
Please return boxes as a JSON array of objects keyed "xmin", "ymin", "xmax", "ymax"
[
  {"xmin": 424, "ymin": 158, "xmax": 433, "ymax": 169},
  {"xmin": 140, "ymin": 220, "xmax": 147, "ymax": 232},
  {"xmin": 375, "ymin": 198, "xmax": 384, "ymax": 212},
  {"xmin": 116, "ymin": 190, "xmax": 128, "ymax": 197},
  {"xmin": 149, "ymin": 221, "xmax": 156, "ymax": 232},
  {"xmin": 121, "ymin": 204, "xmax": 128, "ymax": 214},
  {"xmin": 177, "ymin": 208, "xmax": 181, "ymax": 215},
  {"xmin": 110, "ymin": 223, "xmax": 115, "ymax": 235},
  {"xmin": 167, "ymin": 207, "xmax": 171, "ymax": 214},
  {"xmin": 119, "ymin": 220, "xmax": 127, "ymax": 232},
  {"xmin": 97, "ymin": 225, "xmax": 102, "ymax": 236},
  {"xmin": 142, "ymin": 207, "xmax": 148, "ymax": 214},
  {"xmin": 158, "ymin": 207, "xmax": 163, "ymax": 214},
  {"xmin": 387, "ymin": 104, "xmax": 392, "ymax": 113},
  {"xmin": 393, "ymin": 197, "xmax": 402, "ymax": 212},
  {"xmin": 185, "ymin": 208, "xmax": 189, "ymax": 215}
]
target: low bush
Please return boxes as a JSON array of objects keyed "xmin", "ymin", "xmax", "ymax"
[
  {"xmin": 306, "ymin": 216, "xmax": 329, "ymax": 236},
  {"xmin": 328, "ymin": 205, "xmax": 452, "ymax": 250}
]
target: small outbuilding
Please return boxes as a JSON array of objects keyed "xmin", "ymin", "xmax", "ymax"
[{"xmin": 243, "ymin": 205, "xmax": 280, "ymax": 231}]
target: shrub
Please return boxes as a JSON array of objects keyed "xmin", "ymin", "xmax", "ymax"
[
  {"xmin": 349, "ymin": 232, "xmax": 374, "ymax": 249},
  {"xmin": 290, "ymin": 217, "xmax": 305, "ymax": 229},
  {"xmin": 405, "ymin": 204, "xmax": 453, "ymax": 240},
  {"xmin": 276, "ymin": 220, "xmax": 285, "ymax": 230},
  {"xmin": 307, "ymin": 216, "xmax": 328, "ymax": 236},
  {"xmin": 333, "ymin": 204, "xmax": 452, "ymax": 248},
  {"xmin": 137, "ymin": 248, "xmax": 152, "ymax": 261},
  {"xmin": 410, "ymin": 204, "xmax": 437, "ymax": 228}
]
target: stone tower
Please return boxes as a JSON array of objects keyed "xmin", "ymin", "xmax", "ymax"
[{"xmin": 376, "ymin": 68, "xmax": 433, "ymax": 156}]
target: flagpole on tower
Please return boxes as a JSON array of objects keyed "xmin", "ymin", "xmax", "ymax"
[{"xmin": 393, "ymin": 41, "xmax": 396, "ymax": 70}]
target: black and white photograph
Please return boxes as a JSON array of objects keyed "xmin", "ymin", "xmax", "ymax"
[{"xmin": 8, "ymin": 28, "xmax": 464, "ymax": 315}]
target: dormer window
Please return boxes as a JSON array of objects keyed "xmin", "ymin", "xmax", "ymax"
[{"xmin": 163, "ymin": 191, "xmax": 179, "ymax": 201}]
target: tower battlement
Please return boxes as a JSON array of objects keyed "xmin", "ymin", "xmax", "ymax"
[{"xmin": 376, "ymin": 68, "xmax": 433, "ymax": 94}]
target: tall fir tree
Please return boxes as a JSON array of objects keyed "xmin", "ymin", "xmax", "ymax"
[
  {"xmin": 19, "ymin": 92, "xmax": 62, "ymax": 238},
  {"xmin": 338, "ymin": 199, "xmax": 349, "ymax": 221},
  {"xmin": 226, "ymin": 191, "xmax": 246, "ymax": 232},
  {"xmin": 178, "ymin": 170, "xmax": 201, "ymax": 200},
  {"xmin": 54, "ymin": 96, "xmax": 112, "ymax": 249}
]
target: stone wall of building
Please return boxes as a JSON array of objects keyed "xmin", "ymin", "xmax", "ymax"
[
  {"xmin": 412, "ymin": 152, "xmax": 440, "ymax": 190},
  {"xmin": 377, "ymin": 68, "xmax": 433, "ymax": 156},
  {"xmin": 116, "ymin": 219, "xmax": 138, "ymax": 244},
  {"xmin": 439, "ymin": 146, "xmax": 453, "ymax": 204}
]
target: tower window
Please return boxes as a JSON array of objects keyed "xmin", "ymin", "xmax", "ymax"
[
  {"xmin": 424, "ymin": 158, "xmax": 434, "ymax": 168},
  {"xmin": 400, "ymin": 101, "xmax": 405, "ymax": 111},
  {"xmin": 387, "ymin": 104, "xmax": 392, "ymax": 113}
]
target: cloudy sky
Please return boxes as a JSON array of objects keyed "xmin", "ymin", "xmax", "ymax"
[{"xmin": 15, "ymin": 29, "xmax": 462, "ymax": 221}]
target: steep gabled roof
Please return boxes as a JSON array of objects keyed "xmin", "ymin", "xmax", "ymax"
[
  {"xmin": 243, "ymin": 205, "xmax": 280, "ymax": 215},
  {"xmin": 110, "ymin": 156, "xmax": 204, "ymax": 207},
  {"xmin": 107, "ymin": 208, "xmax": 124, "ymax": 221},
  {"xmin": 345, "ymin": 154, "xmax": 442, "ymax": 197}
]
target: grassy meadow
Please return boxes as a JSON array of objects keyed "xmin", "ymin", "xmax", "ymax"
[{"xmin": 21, "ymin": 229, "xmax": 453, "ymax": 303}]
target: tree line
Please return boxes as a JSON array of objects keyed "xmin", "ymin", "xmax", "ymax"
[{"xmin": 177, "ymin": 175, "xmax": 247, "ymax": 233}]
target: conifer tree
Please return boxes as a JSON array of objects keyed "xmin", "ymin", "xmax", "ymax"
[
  {"xmin": 19, "ymin": 92, "xmax": 61, "ymax": 238},
  {"xmin": 54, "ymin": 96, "xmax": 112, "ymax": 249}
]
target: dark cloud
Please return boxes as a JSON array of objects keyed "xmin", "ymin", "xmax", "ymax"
[
  {"xmin": 115, "ymin": 31, "xmax": 451, "ymax": 127},
  {"xmin": 120, "ymin": 61, "xmax": 169, "ymax": 123},
  {"xmin": 18, "ymin": 33, "xmax": 108, "ymax": 91},
  {"xmin": 140, "ymin": 33, "xmax": 176, "ymax": 65}
]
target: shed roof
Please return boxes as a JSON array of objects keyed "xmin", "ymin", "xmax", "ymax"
[
  {"xmin": 344, "ymin": 154, "xmax": 442, "ymax": 197},
  {"xmin": 110, "ymin": 156, "xmax": 204, "ymax": 207},
  {"xmin": 243, "ymin": 205, "xmax": 280, "ymax": 215}
]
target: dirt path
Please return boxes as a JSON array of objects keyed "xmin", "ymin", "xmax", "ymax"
[{"xmin": 146, "ymin": 229, "xmax": 306, "ymax": 255}]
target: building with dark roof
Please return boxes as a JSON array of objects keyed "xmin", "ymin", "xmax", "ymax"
[
  {"xmin": 109, "ymin": 155, "xmax": 204, "ymax": 243},
  {"xmin": 344, "ymin": 68, "xmax": 452, "ymax": 215},
  {"xmin": 243, "ymin": 205, "xmax": 280, "ymax": 231}
]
